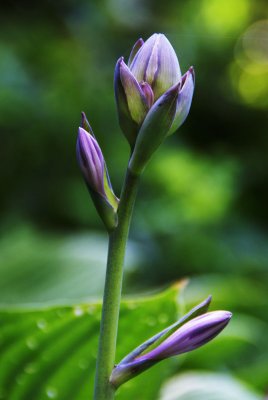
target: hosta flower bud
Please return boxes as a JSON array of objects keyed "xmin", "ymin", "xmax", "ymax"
[
  {"xmin": 137, "ymin": 311, "xmax": 232, "ymax": 360},
  {"xmin": 114, "ymin": 33, "xmax": 194, "ymax": 158},
  {"xmin": 114, "ymin": 57, "xmax": 149, "ymax": 147},
  {"xmin": 76, "ymin": 116, "xmax": 119, "ymax": 231},
  {"xmin": 128, "ymin": 82, "xmax": 180, "ymax": 175},
  {"xmin": 167, "ymin": 67, "xmax": 195, "ymax": 136},
  {"xmin": 130, "ymin": 33, "xmax": 181, "ymax": 101},
  {"xmin": 110, "ymin": 297, "xmax": 231, "ymax": 388},
  {"xmin": 128, "ymin": 67, "xmax": 194, "ymax": 174}
]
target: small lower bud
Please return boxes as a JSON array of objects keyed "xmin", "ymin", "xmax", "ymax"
[{"xmin": 110, "ymin": 298, "xmax": 231, "ymax": 388}]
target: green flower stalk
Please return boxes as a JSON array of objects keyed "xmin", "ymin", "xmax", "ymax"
[{"xmin": 74, "ymin": 33, "xmax": 231, "ymax": 400}]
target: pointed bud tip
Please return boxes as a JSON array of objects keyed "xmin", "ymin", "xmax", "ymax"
[
  {"xmin": 117, "ymin": 57, "xmax": 129, "ymax": 75},
  {"xmin": 180, "ymin": 67, "xmax": 195, "ymax": 87},
  {"xmin": 152, "ymin": 32, "xmax": 166, "ymax": 40},
  {"xmin": 189, "ymin": 66, "xmax": 195, "ymax": 81},
  {"xmin": 208, "ymin": 310, "xmax": 232, "ymax": 326},
  {"xmin": 81, "ymin": 111, "xmax": 86, "ymax": 125},
  {"xmin": 80, "ymin": 111, "xmax": 94, "ymax": 135},
  {"xmin": 204, "ymin": 294, "xmax": 212, "ymax": 306},
  {"xmin": 119, "ymin": 57, "xmax": 128, "ymax": 70},
  {"xmin": 224, "ymin": 311, "xmax": 232, "ymax": 321},
  {"xmin": 78, "ymin": 125, "xmax": 86, "ymax": 136},
  {"xmin": 115, "ymin": 56, "xmax": 125, "ymax": 70}
]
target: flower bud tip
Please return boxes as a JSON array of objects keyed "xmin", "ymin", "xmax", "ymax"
[{"xmin": 189, "ymin": 66, "xmax": 195, "ymax": 81}]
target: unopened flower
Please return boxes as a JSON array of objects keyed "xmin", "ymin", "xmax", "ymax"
[
  {"xmin": 114, "ymin": 33, "xmax": 194, "ymax": 153},
  {"xmin": 136, "ymin": 311, "xmax": 232, "ymax": 360},
  {"xmin": 76, "ymin": 113, "xmax": 119, "ymax": 230},
  {"xmin": 129, "ymin": 34, "xmax": 182, "ymax": 100},
  {"xmin": 110, "ymin": 297, "xmax": 231, "ymax": 388}
]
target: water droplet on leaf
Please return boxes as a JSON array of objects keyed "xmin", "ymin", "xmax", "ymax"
[
  {"xmin": 37, "ymin": 319, "xmax": 47, "ymax": 330},
  {"xmin": 73, "ymin": 307, "xmax": 84, "ymax": 317},
  {"xmin": 26, "ymin": 337, "xmax": 38, "ymax": 350},
  {"xmin": 46, "ymin": 387, "xmax": 58, "ymax": 398}
]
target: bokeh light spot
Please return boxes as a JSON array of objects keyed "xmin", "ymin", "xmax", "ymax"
[
  {"xmin": 201, "ymin": 0, "xmax": 250, "ymax": 35},
  {"xmin": 230, "ymin": 19, "xmax": 268, "ymax": 108}
]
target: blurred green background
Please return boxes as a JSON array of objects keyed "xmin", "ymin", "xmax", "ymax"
[{"xmin": 1, "ymin": 0, "xmax": 268, "ymax": 398}]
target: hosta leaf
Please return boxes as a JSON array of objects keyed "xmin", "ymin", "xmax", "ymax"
[
  {"xmin": 0, "ymin": 284, "xmax": 182, "ymax": 400},
  {"xmin": 160, "ymin": 372, "xmax": 262, "ymax": 400},
  {"xmin": 0, "ymin": 228, "xmax": 143, "ymax": 306}
]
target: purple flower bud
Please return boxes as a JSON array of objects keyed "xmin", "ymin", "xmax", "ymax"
[
  {"xmin": 137, "ymin": 311, "xmax": 232, "ymax": 361},
  {"xmin": 114, "ymin": 57, "xmax": 144, "ymax": 147},
  {"xmin": 76, "ymin": 118, "xmax": 119, "ymax": 230},
  {"xmin": 140, "ymin": 81, "xmax": 154, "ymax": 108},
  {"xmin": 167, "ymin": 66, "xmax": 195, "ymax": 136},
  {"xmin": 110, "ymin": 298, "xmax": 232, "ymax": 388},
  {"xmin": 77, "ymin": 127, "xmax": 105, "ymax": 196},
  {"xmin": 130, "ymin": 33, "xmax": 181, "ymax": 100},
  {"xmin": 118, "ymin": 59, "xmax": 149, "ymax": 125},
  {"xmin": 114, "ymin": 33, "xmax": 194, "ymax": 153}
]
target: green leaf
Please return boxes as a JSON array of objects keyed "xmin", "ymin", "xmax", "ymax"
[
  {"xmin": 0, "ymin": 227, "xmax": 142, "ymax": 306},
  {"xmin": 160, "ymin": 372, "xmax": 262, "ymax": 400},
  {"xmin": 0, "ymin": 284, "xmax": 182, "ymax": 400}
]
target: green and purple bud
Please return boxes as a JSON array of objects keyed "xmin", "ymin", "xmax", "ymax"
[
  {"xmin": 167, "ymin": 67, "xmax": 195, "ymax": 136},
  {"xmin": 110, "ymin": 297, "xmax": 232, "ymax": 388},
  {"xmin": 136, "ymin": 311, "xmax": 231, "ymax": 360},
  {"xmin": 114, "ymin": 57, "xmax": 150, "ymax": 147},
  {"xmin": 114, "ymin": 33, "xmax": 194, "ymax": 153},
  {"xmin": 127, "ymin": 38, "xmax": 144, "ymax": 67},
  {"xmin": 77, "ymin": 113, "xmax": 119, "ymax": 231},
  {"xmin": 129, "ymin": 33, "xmax": 181, "ymax": 100}
]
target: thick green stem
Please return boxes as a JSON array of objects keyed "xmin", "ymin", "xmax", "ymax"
[{"xmin": 93, "ymin": 168, "xmax": 140, "ymax": 400}]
